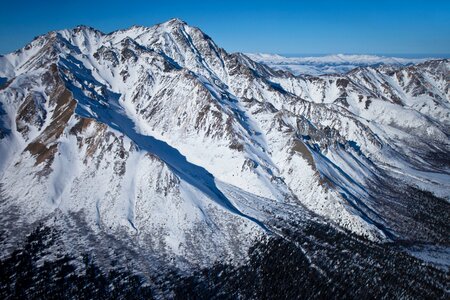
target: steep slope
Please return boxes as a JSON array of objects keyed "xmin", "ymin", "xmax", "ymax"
[
  {"xmin": 0, "ymin": 19, "xmax": 449, "ymax": 287},
  {"xmin": 0, "ymin": 26, "xmax": 267, "ymax": 267}
]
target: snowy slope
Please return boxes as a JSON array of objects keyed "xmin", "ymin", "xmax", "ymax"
[{"xmin": 0, "ymin": 19, "xmax": 449, "ymax": 269}]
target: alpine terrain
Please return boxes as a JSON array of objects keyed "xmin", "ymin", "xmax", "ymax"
[
  {"xmin": 246, "ymin": 53, "xmax": 437, "ymax": 76},
  {"xmin": 0, "ymin": 19, "xmax": 449, "ymax": 299}
]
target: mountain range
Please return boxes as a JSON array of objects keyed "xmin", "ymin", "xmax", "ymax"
[
  {"xmin": 0, "ymin": 19, "xmax": 449, "ymax": 298},
  {"xmin": 246, "ymin": 53, "xmax": 444, "ymax": 76}
]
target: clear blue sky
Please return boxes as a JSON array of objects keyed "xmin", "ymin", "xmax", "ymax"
[{"xmin": 0, "ymin": 0, "xmax": 449, "ymax": 55}]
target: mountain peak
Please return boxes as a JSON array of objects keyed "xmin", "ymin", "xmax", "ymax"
[
  {"xmin": 164, "ymin": 18, "xmax": 187, "ymax": 26},
  {"xmin": 0, "ymin": 20, "xmax": 449, "ymax": 297},
  {"xmin": 71, "ymin": 24, "xmax": 104, "ymax": 35}
]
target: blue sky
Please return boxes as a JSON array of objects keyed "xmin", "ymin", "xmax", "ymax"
[{"xmin": 0, "ymin": 0, "xmax": 449, "ymax": 55}]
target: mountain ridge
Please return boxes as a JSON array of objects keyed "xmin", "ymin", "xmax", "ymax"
[
  {"xmin": 246, "ymin": 52, "xmax": 448, "ymax": 75},
  {"xmin": 0, "ymin": 19, "xmax": 449, "ymax": 297}
]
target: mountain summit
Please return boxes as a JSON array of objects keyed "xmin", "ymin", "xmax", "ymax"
[{"xmin": 0, "ymin": 19, "xmax": 449, "ymax": 298}]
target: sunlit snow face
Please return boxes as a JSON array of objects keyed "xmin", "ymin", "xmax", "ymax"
[{"xmin": 0, "ymin": 20, "xmax": 448, "ymax": 267}]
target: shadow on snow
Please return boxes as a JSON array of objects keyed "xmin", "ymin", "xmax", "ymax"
[{"xmin": 58, "ymin": 56, "xmax": 268, "ymax": 232}]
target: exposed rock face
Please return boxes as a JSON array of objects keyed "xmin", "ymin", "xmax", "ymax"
[{"xmin": 0, "ymin": 19, "xmax": 449, "ymax": 297}]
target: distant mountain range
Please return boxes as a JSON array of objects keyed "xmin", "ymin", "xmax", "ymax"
[
  {"xmin": 246, "ymin": 53, "xmax": 446, "ymax": 75},
  {"xmin": 0, "ymin": 19, "xmax": 449, "ymax": 298}
]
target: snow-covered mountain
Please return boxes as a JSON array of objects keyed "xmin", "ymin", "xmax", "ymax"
[
  {"xmin": 247, "ymin": 53, "xmax": 438, "ymax": 75},
  {"xmin": 0, "ymin": 19, "xmax": 449, "ymax": 297}
]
